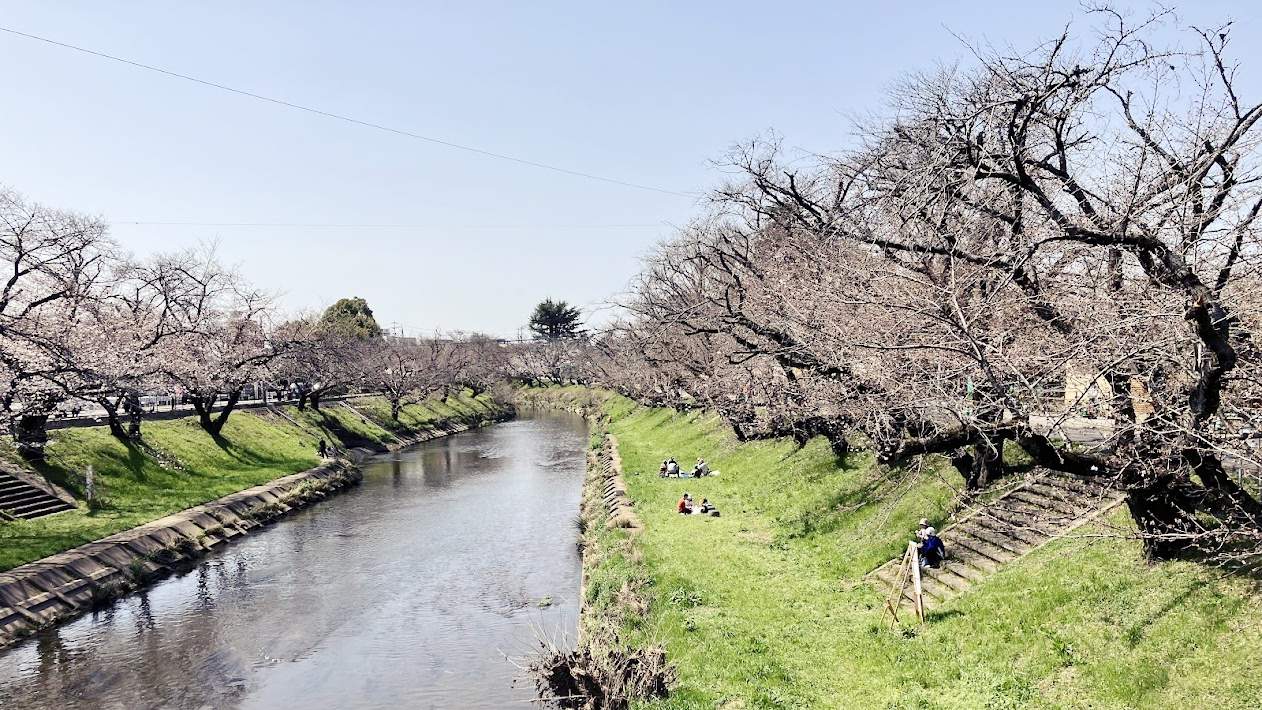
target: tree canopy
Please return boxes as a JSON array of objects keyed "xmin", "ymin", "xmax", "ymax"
[
  {"xmin": 527, "ymin": 299, "xmax": 583, "ymax": 341},
  {"xmin": 319, "ymin": 297, "xmax": 382, "ymax": 340},
  {"xmin": 559, "ymin": 10, "xmax": 1262, "ymax": 566}
]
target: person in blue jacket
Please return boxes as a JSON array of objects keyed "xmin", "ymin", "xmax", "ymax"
[{"xmin": 919, "ymin": 527, "xmax": 946, "ymax": 568}]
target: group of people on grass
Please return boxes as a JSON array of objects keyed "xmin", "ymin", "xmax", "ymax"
[
  {"xmin": 659, "ymin": 457, "xmax": 711, "ymax": 478},
  {"xmin": 915, "ymin": 518, "xmax": 946, "ymax": 569},
  {"xmin": 677, "ymin": 492, "xmax": 719, "ymax": 517},
  {"xmin": 659, "ymin": 455, "xmax": 721, "ymax": 517}
]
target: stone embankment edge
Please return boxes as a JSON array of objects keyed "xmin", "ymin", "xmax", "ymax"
[
  {"xmin": 513, "ymin": 392, "xmax": 630, "ymax": 625},
  {"xmin": 517, "ymin": 390, "xmax": 673, "ymax": 704},
  {"xmin": 578, "ymin": 433, "xmax": 643, "ymax": 636},
  {"xmin": 0, "ymin": 403, "xmax": 513, "ymax": 649}
]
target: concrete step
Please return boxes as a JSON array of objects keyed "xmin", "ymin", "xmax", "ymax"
[
  {"xmin": 967, "ymin": 514, "xmax": 1046, "ymax": 547},
  {"xmin": 951, "ymin": 522, "xmax": 1031, "ymax": 557},
  {"xmin": 869, "ymin": 470, "xmax": 1123, "ymax": 614},
  {"xmin": 0, "ymin": 490, "xmax": 45, "ymax": 507},
  {"xmin": 924, "ymin": 564, "xmax": 973, "ymax": 593},
  {"xmin": 1040, "ymin": 474, "xmax": 1116, "ymax": 499},
  {"xmin": 1023, "ymin": 481, "xmax": 1101, "ymax": 509},
  {"xmin": 988, "ymin": 501, "xmax": 1073, "ymax": 531},
  {"xmin": 873, "ymin": 562, "xmax": 947, "ymax": 603},
  {"xmin": 1007, "ymin": 489, "xmax": 1085, "ymax": 517},
  {"xmin": 943, "ymin": 533, "xmax": 1012, "ymax": 568},
  {"xmin": 873, "ymin": 564, "xmax": 902, "ymax": 591},
  {"xmin": 938, "ymin": 554, "xmax": 989, "ymax": 581},
  {"xmin": 12, "ymin": 501, "xmax": 74, "ymax": 519},
  {"xmin": 0, "ymin": 475, "xmax": 74, "ymax": 520},
  {"xmin": 6, "ymin": 496, "xmax": 57, "ymax": 513}
]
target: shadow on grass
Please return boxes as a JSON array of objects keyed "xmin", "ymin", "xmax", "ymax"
[
  {"xmin": 207, "ymin": 434, "xmax": 311, "ymax": 469},
  {"xmin": 315, "ymin": 410, "xmax": 376, "ymax": 449},
  {"xmin": 784, "ymin": 471, "xmax": 904, "ymax": 540},
  {"xmin": 924, "ymin": 608, "xmax": 965, "ymax": 623},
  {"xmin": 1123, "ymin": 577, "xmax": 1214, "ymax": 648},
  {"xmin": 36, "ymin": 438, "xmax": 154, "ymax": 496}
]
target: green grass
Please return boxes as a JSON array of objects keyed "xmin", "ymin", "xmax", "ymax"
[
  {"xmin": 286, "ymin": 401, "xmax": 397, "ymax": 447},
  {"xmin": 534, "ymin": 387, "xmax": 1262, "ymax": 709},
  {"xmin": 345, "ymin": 395, "xmax": 495, "ymax": 435},
  {"xmin": 0, "ymin": 392, "xmax": 498, "ymax": 572}
]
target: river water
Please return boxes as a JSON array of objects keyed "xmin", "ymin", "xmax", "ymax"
[{"xmin": 0, "ymin": 410, "xmax": 589, "ymax": 709}]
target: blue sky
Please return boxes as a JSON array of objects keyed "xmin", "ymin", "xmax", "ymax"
[{"xmin": 0, "ymin": 1, "xmax": 1256, "ymax": 336}]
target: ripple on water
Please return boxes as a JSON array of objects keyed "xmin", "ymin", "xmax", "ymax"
[{"xmin": 0, "ymin": 411, "xmax": 588, "ymax": 710}]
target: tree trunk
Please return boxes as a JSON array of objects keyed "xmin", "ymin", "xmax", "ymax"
[
  {"xmin": 310, "ymin": 392, "xmax": 323, "ymax": 411},
  {"xmin": 949, "ymin": 450, "xmax": 976, "ymax": 485},
  {"xmin": 969, "ymin": 437, "xmax": 1005, "ymax": 489},
  {"xmin": 953, "ymin": 438, "xmax": 1006, "ymax": 490},
  {"xmin": 1178, "ymin": 294, "xmax": 1262, "ymax": 524},
  {"xmin": 827, "ymin": 434, "xmax": 850, "ymax": 459},
  {"xmin": 799, "ymin": 416, "xmax": 849, "ymax": 459},
  {"xmin": 1106, "ymin": 370, "xmax": 1137, "ymax": 448},
  {"xmin": 14, "ymin": 413, "xmax": 50, "ymax": 462},
  {"xmin": 208, "ymin": 389, "xmax": 243, "ymax": 437},
  {"xmin": 123, "ymin": 390, "xmax": 143, "ymax": 440},
  {"xmin": 190, "ymin": 394, "xmax": 217, "ymax": 434},
  {"xmin": 1123, "ymin": 472, "xmax": 1199, "ymax": 560},
  {"xmin": 99, "ymin": 397, "xmax": 129, "ymax": 441},
  {"xmin": 1184, "ymin": 449, "xmax": 1262, "ymax": 525},
  {"xmin": 297, "ymin": 392, "xmax": 309, "ymax": 411},
  {"xmin": 126, "ymin": 413, "xmax": 142, "ymax": 440},
  {"xmin": 390, "ymin": 399, "xmax": 402, "ymax": 422},
  {"xmin": 965, "ymin": 390, "xmax": 1007, "ymax": 489}
]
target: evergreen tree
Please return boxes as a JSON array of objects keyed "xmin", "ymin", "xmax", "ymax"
[
  {"xmin": 527, "ymin": 299, "xmax": 583, "ymax": 340},
  {"xmin": 320, "ymin": 297, "xmax": 382, "ymax": 339}
]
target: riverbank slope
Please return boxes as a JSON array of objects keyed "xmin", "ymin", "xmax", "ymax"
[
  {"xmin": 0, "ymin": 392, "xmax": 507, "ymax": 572},
  {"xmin": 526, "ymin": 386, "xmax": 1262, "ymax": 709}
]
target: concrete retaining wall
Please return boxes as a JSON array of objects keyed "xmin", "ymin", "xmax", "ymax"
[
  {"xmin": 595, "ymin": 434, "xmax": 642, "ymax": 533},
  {"xmin": 0, "ymin": 462, "xmax": 361, "ymax": 648},
  {"xmin": 0, "ymin": 403, "xmax": 513, "ymax": 649}
]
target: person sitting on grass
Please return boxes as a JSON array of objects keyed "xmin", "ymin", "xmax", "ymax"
[
  {"xmin": 693, "ymin": 458, "xmax": 711, "ymax": 477},
  {"xmin": 699, "ymin": 498, "xmax": 720, "ymax": 516},
  {"xmin": 659, "ymin": 460, "xmax": 669, "ymax": 477},
  {"xmin": 666, "ymin": 458, "xmax": 680, "ymax": 477},
  {"xmin": 918, "ymin": 526, "xmax": 946, "ymax": 568},
  {"xmin": 677, "ymin": 492, "xmax": 694, "ymax": 515}
]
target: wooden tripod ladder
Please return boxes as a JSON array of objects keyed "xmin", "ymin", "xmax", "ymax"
[{"xmin": 882, "ymin": 541, "xmax": 925, "ymax": 625}]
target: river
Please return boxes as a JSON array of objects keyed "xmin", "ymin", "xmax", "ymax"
[{"xmin": 0, "ymin": 410, "xmax": 589, "ymax": 709}]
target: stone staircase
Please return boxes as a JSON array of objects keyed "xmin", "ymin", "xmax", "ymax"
[
  {"xmin": 0, "ymin": 470, "xmax": 75, "ymax": 520},
  {"xmin": 871, "ymin": 472, "xmax": 1126, "ymax": 611}
]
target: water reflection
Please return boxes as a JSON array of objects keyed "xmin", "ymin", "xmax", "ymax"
[{"xmin": 0, "ymin": 411, "xmax": 588, "ymax": 710}]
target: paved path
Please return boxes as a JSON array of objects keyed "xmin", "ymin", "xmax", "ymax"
[{"xmin": 43, "ymin": 394, "xmax": 373, "ymax": 431}]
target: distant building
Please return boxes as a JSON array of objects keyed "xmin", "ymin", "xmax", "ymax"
[{"xmin": 382, "ymin": 333, "xmax": 419, "ymax": 346}]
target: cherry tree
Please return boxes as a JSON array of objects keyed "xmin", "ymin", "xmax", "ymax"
[
  {"xmin": 153, "ymin": 248, "xmax": 289, "ymax": 437},
  {"xmin": 366, "ymin": 340, "xmax": 435, "ymax": 421},
  {"xmin": 606, "ymin": 7, "xmax": 1262, "ymax": 562},
  {"xmin": 0, "ymin": 189, "xmax": 112, "ymax": 458},
  {"xmin": 447, "ymin": 332, "xmax": 510, "ymax": 396},
  {"xmin": 274, "ymin": 316, "xmax": 373, "ymax": 411}
]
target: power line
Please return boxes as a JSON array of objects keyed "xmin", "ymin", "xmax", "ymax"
[
  {"xmin": 0, "ymin": 25, "xmax": 698, "ymax": 199},
  {"xmin": 116, "ymin": 220, "xmax": 666, "ymax": 229}
]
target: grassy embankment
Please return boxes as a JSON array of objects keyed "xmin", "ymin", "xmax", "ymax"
[
  {"xmin": 528, "ymin": 386, "xmax": 1262, "ymax": 709},
  {"xmin": 0, "ymin": 393, "xmax": 502, "ymax": 572}
]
